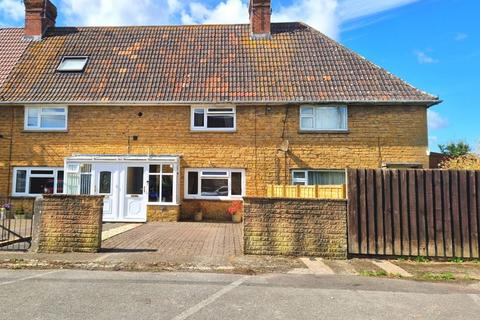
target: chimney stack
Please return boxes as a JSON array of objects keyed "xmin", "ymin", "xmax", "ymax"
[
  {"xmin": 249, "ymin": 0, "xmax": 271, "ymax": 40},
  {"xmin": 24, "ymin": 0, "xmax": 57, "ymax": 40}
]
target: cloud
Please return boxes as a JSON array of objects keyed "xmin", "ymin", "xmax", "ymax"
[
  {"xmin": 0, "ymin": 0, "xmax": 24, "ymax": 22},
  {"xmin": 455, "ymin": 32, "xmax": 468, "ymax": 41},
  {"xmin": 181, "ymin": 0, "xmax": 249, "ymax": 25},
  {"xmin": 428, "ymin": 110, "xmax": 448, "ymax": 130},
  {"xmin": 415, "ymin": 50, "xmax": 439, "ymax": 64}
]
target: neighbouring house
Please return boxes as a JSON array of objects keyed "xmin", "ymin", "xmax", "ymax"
[{"xmin": 0, "ymin": 0, "xmax": 440, "ymax": 222}]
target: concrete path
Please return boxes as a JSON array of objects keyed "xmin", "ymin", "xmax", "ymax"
[{"xmin": 1, "ymin": 269, "xmax": 480, "ymax": 320}]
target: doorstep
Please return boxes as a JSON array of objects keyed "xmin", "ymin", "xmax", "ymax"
[{"xmin": 101, "ymin": 223, "xmax": 143, "ymax": 241}]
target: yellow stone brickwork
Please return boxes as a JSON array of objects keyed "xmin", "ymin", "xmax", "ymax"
[{"xmin": 0, "ymin": 104, "xmax": 428, "ymax": 200}]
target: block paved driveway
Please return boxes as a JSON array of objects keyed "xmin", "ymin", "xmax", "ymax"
[{"xmin": 101, "ymin": 222, "xmax": 243, "ymax": 265}]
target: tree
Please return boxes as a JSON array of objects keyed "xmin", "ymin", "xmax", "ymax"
[{"xmin": 438, "ymin": 141, "xmax": 471, "ymax": 157}]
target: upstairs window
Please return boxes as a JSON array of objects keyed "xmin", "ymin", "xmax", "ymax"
[
  {"xmin": 57, "ymin": 56, "xmax": 88, "ymax": 72},
  {"xmin": 300, "ymin": 105, "xmax": 347, "ymax": 131},
  {"xmin": 191, "ymin": 106, "xmax": 236, "ymax": 131},
  {"xmin": 24, "ymin": 106, "xmax": 68, "ymax": 131}
]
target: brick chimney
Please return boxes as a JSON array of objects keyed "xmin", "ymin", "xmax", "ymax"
[
  {"xmin": 24, "ymin": 0, "xmax": 57, "ymax": 40},
  {"xmin": 249, "ymin": 0, "xmax": 271, "ymax": 39}
]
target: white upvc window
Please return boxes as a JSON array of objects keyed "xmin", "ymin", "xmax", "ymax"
[
  {"xmin": 12, "ymin": 167, "xmax": 64, "ymax": 197},
  {"xmin": 148, "ymin": 164, "xmax": 177, "ymax": 205},
  {"xmin": 57, "ymin": 56, "xmax": 89, "ymax": 72},
  {"xmin": 292, "ymin": 170, "xmax": 346, "ymax": 186},
  {"xmin": 299, "ymin": 105, "xmax": 347, "ymax": 131},
  {"xmin": 185, "ymin": 168, "xmax": 245, "ymax": 200},
  {"xmin": 191, "ymin": 106, "xmax": 236, "ymax": 131},
  {"xmin": 24, "ymin": 106, "xmax": 68, "ymax": 131}
]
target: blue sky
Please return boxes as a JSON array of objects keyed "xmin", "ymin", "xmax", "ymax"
[{"xmin": 0, "ymin": 0, "xmax": 478, "ymax": 152}]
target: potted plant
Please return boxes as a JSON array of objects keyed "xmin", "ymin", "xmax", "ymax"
[
  {"xmin": 0, "ymin": 203, "xmax": 11, "ymax": 220},
  {"xmin": 14, "ymin": 206, "xmax": 25, "ymax": 219},
  {"xmin": 193, "ymin": 203, "xmax": 204, "ymax": 222},
  {"xmin": 227, "ymin": 201, "xmax": 243, "ymax": 223}
]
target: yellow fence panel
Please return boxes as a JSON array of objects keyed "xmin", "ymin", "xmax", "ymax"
[{"xmin": 266, "ymin": 184, "xmax": 346, "ymax": 199}]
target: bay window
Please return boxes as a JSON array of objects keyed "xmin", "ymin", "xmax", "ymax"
[
  {"xmin": 12, "ymin": 167, "xmax": 64, "ymax": 197},
  {"xmin": 185, "ymin": 169, "xmax": 245, "ymax": 199},
  {"xmin": 24, "ymin": 106, "xmax": 68, "ymax": 131},
  {"xmin": 292, "ymin": 170, "xmax": 346, "ymax": 186},
  {"xmin": 300, "ymin": 105, "xmax": 347, "ymax": 131},
  {"xmin": 191, "ymin": 106, "xmax": 236, "ymax": 131}
]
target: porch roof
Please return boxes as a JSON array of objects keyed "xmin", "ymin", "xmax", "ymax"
[{"xmin": 65, "ymin": 154, "xmax": 181, "ymax": 163}]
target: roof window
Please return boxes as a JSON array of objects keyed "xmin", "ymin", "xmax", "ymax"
[{"xmin": 57, "ymin": 56, "xmax": 88, "ymax": 72}]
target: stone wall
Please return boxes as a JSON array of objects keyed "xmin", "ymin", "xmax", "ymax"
[
  {"xmin": 0, "ymin": 105, "xmax": 429, "ymax": 199},
  {"xmin": 181, "ymin": 200, "xmax": 235, "ymax": 221},
  {"xmin": 244, "ymin": 197, "xmax": 347, "ymax": 258},
  {"xmin": 31, "ymin": 195, "xmax": 103, "ymax": 253},
  {"xmin": 147, "ymin": 205, "xmax": 180, "ymax": 222}
]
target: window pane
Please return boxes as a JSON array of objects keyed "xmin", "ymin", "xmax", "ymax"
[
  {"xmin": 58, "ymin": 58, "xmax": 88, "ymax": 71},
  {"xmin": 207, "ymin": 115, "xmax": 234, "ymax": 128},
  {"xmin": 29, "ymin": 177, "xmax": 54, "ymax": 194},
  {"xmin": 314, "ymin": 107, "xmax": 346, "ymax": 130},
  {"xmin": 27, "ymin": 108, "xmax": 39, "ymax": 127},
  {"xmin": 148, "ymin": 175, "xmax": 160, "ymax": 202},
  {"xmin": 66, "ymin": 173, "xmax": 80, "ymax": 195},
  {"xmin": 99, "ymin": 171, "xmax": 112, "ymax": 194},
  {"xmin": 126, "ymin": 167, "xmax": 144, "ymax": 195},
  {"xmin": 31, "ymin": 170, "xmax": 54, "ymax": 175},
  {"xmin": 43, "ymin": 108, "xmax": 65, "ymax": 113},
  {"xmin": 80, "ymin": 174, "xmax": 91, "ymax": 195},
  {"xmin": 15, "ymin": 170, "xmax": 27, "ymax": 193},
  {"xmin": 80, "ymin": 164, "xmax": 92, "ymax": 173},
  {"xmin": 301, "ymin": 117, "xmax": 314, "ymax": 129},
  {"xmin": 231, "ymin": 172, "xmax": 242, "ymax": 196},
  {"xmin": 293, "ymin": 171, "xmax": 306, "ymax": 179},
  {"xmin": 308, "ymin": 171, "xmax": 346, "ymax": 185},
  {"xmin": 301, "ymin": 107, "xmax": 314, "ymax": 115},
  {"xmin": 149, "ymin": 165, "xmax": 160, "ymax": 174},
  {"xmin": 40, "ymin": 114, "xmax": 66, "ymax": 129},
  {"xmin": 194, "ymin": 109, "xmax": 204, "ymax": 127},
  {"xmin": 162, "ymin": 176, "xmax": 173, "ymax": 203},
  {"xmin": 187, "ymin": 171, "xmax": 198, "ymax": 195},
  {"xmin": 162, "ymin": 164, "xmax": 173, "ymax": 174},
  {"xmin": 201, "ymin": 179, "xmax": 228, "ymax": 196},
  {"xmin": 202, "ymin": 171, "xmax": 228, "ymax": 176},
  {"xmin": 56, "ymin": 171, "xmax": 64, "ymax": 193}
]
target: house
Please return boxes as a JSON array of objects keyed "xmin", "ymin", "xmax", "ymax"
[{"xmin": 0, "ymin": 0, "xmax": 440, "ymax": 222}]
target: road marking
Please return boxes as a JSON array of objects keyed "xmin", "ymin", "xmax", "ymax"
[
  {"xmin": 469, "ymin": 294, "xmax": 480, "ymax": 307},
  {"xmin": 372, "ymin": 260, "xmax": 413, "ymax": 277},
  {"xmin": 171, "ymin": 276, "xmax": 249, "ymax": 320},
  {"xmin": 102, "ymin": 223, "xmax": 142, "ymax": 241},
  {"xmin": 0, "ymin": 270, "xmax": 60, "ymax": 287},
  {"xmin": 300, "ymin": 258, "xmax": 335, "ymax": 275}
]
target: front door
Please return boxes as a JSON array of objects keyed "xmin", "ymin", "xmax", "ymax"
[
  {"xmin": 123, "ymin": 165, "xmax": 148, "ymax": 221},
  {"xmin": 95, "ymin": 164, "xmax": 121, "ymax": 221}
]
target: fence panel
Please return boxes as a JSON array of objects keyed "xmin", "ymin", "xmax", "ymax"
[{"xmin": 347, "ymin": 169, "xmax": 480, "ymax": 258}]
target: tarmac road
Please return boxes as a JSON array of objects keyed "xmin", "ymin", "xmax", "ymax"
[{"xmin": 1, "ymin": 269, "xmax": 480, "ymax": 320}]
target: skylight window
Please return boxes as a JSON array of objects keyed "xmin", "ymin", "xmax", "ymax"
[{"xmin": 57, "ymin": 56, "xmax": 88, "ymax": 72}]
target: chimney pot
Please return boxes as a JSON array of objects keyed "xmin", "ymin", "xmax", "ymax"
[
  {"xmin": 24, "ymin": 0, "xmax": 57, "ymax": 40},
  {"xmin": 249, "ymin": 0, "xmax": 271, "ymax": 40}
]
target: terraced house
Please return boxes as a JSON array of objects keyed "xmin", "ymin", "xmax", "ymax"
[{"xmin": 0, "ymin": 0, "xmax": 440, "ymax": 222}]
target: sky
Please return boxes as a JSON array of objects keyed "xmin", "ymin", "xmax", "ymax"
[{"xmin": 0, "ymin": 0, "xmax": 478, "ymax": 152}]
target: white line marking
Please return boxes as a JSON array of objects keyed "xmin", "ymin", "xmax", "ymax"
[
  {"xmin": 0, "ymin": 270, "xmax": 60, "ymax": 286},
  {"xmin": 300, "ymin": 258, "xmax": 335, "ymax": 275},
  {"xmin": 171, "ymin": 276, "xmax": 249, "ymax": 320},
  {"xmin": 469, "ymin": 294, "xmax": 480, "ymax": 307},
  {"xmin": 372, "ymin": 260, "xmax": 413, "ymax": 277}
]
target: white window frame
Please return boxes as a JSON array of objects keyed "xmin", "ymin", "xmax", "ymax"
[
  {"xmin": 12, "ymin": 167, "xmax": 64, "ymax": 197},
  {"xmin": 147, "ymin": 163, "xmax": 178, "ymax": 206},
  {"xmin": 184, "ymin": 168, "xmax": 245, "ymax": 200},
  {"xmin": 292, "ymin": 169, "xmax": 346, "ymax": 185},
  {"xmin": 24, "ymin": 106, "xmax": 68, "ymax": 131},
  {"xmin": 299, "ymin": 105, "xmax": 348, "ymax": 132},
  {"xmin": 190, "ymin": 106, "xmax": 236, "ymax": 132},
  {"xmin": 57, "ymin": 56, "xmax": 89, "ymax": 72}
]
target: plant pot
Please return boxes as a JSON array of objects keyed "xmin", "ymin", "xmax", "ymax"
[
  {"xmin": 15, "ymin": 214, "xmax": 25, "ymax": 220},
  {"xmin": 232, "ymin": 214, "xmax": 242, "ymax": 223},
  {"xmin": 194, "ymin": 211, "xmax": 203, "ymax": 222}
]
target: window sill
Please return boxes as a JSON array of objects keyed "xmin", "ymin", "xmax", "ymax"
[
  {"xmin": 147, "ymin": 202, "xmax": 179, "ymax": 206},
  {"xmin": 190, "ymin": 129, "xmax": 237, "ymax": 133},
  {"xmin": 298, "ymin": 129, "xmax": 349, "ymax": 134},
  {"xmin": 184, "ymin": 196, "xmax": 244, "ymax": 201},
  {"xmin": 22, "ymin": 129, "xmax": 68, "ymax": 133}
]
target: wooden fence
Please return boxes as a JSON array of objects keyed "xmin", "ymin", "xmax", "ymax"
[
  {"xmin": 347, "ymin": 169, "xmax": 480, "ymax": 258},
  {"xmin": 266, "ymin": 184, "xmax": 346, "ymax": 200}
]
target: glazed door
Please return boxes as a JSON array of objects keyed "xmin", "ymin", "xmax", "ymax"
[
  {"xmin": 95, "ymin": 164, "xmax": 121, "ymax": 221},
  {"xmin": 123, "ymin": 165, "xmax": 148, "ymax": 222}
]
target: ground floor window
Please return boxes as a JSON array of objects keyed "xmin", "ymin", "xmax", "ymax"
[
  {"xmin": 292, "ymin": 169, "xmax": 346, "ymax": 185},
  {"xmin": 185, "ymin": 169, "xmax": 245, "ymax": 199},
  {"xmin": 65, "ymin": 163, "xmax": 92, "ymax": 195},
  {"xmin": 148, "ymin": 164, "xmax": 175, "ymax": 204},
  {"xmin": 12, "ymin": 167, "xmax": 64, "ymax": 197}
]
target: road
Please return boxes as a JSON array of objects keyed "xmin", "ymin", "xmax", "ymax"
[{"xmin": 1, "ymin": 269, "xmax": 480, "ymax": 320}]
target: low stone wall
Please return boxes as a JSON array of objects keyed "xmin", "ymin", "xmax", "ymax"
[
  {"xmin": 31, "ymin": 195, "xmax": 103, "ymax": 253},
  {"xmin": 244, "ymin": 197, "xmax": 347, "ymax": 258},
  {"xmin": 181, "ymin": 200, "xmax": 234, "ymax": 221},
  {"xmin": 147, "ymin": 205, "xmax": 181, "ymax": 222}
]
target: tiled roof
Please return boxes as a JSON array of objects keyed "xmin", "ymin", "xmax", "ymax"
[
  {"xmin": 0, "ymin": 23, "xmax": 439, "ymax": 104},
  {"xmin": 0, "ymin": 28, "xmax": 30, "ymax": 90}
]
